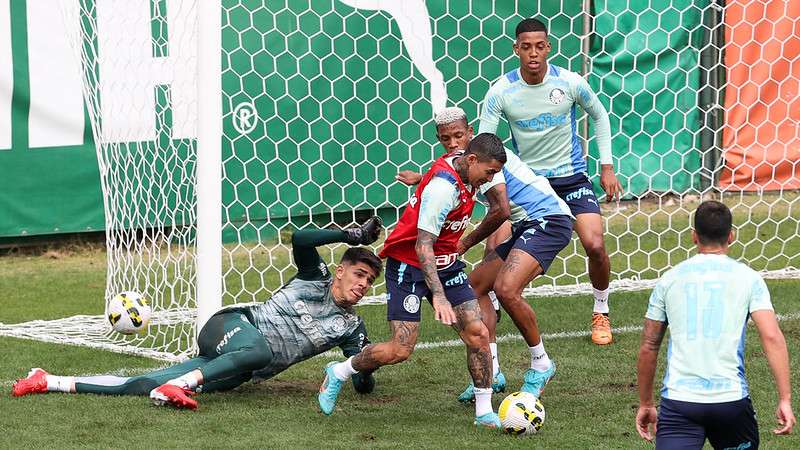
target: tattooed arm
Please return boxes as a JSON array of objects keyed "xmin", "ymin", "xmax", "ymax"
[
  {"xmin": 635, "ymin": 318, "xmax": 667, "ymax": 441},
  {"xmin": 416, "ymin": 229, "xmax": 456, "ymax": 325},
  {"xmin": 351, "ymin": 321, "xmax": 420, "ymax": 371},
  {"xmin": 415, "ymin": 171, "xmax": 458, "ymax": 325},
  {"xmin": 458, "ymin": 183, "xmax": 510, "ymax": 254}
]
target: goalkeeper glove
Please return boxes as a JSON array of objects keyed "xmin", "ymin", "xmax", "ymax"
[{"xmin": 344, "ymin": 216, "xmax": 383, "ymax": 246}]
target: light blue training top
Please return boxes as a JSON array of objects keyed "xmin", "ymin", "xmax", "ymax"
[
  {"xmin": 646, "ymin": 254, "xmax": 773, "ymax": 403},
  {"xmin": 478, "ymin": 64, "xmax": 612, "ymax": 178}
]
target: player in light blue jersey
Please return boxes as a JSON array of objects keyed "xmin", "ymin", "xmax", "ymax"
[
  {"xmin": 398, "ymin": 107, "xmax": 574, "ymax": 401},
  {"xmin": 636, "ymin": 201, "xmax": 795, "ymax": 449},
  {"xmin": 478, "ymin": 18, "xmax": 622, "ymax": 345}
]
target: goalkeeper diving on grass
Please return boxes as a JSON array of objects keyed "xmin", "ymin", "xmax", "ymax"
[{"xmin": 12, "ymin": 217, "xmax": 384, "ymax": 410}]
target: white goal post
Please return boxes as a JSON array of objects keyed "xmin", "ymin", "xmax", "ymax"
[
  {"xmin": 0, "ymin": 0, "xmax": 797, "ymax": 361},
  {"xmin": 195, "ymin": 0, "xmax": 223, "ymax": 333}
]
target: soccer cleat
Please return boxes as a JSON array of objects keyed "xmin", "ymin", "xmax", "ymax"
[
  {"xmin": 521, "ymin": 362, "xmax": 556, "ymax": 398},
  {"xmin": 457, "ymin": 372, "xmax": 507, "ymax": 403},
  {"xmin": 474, "ymin": 412, "xmax": 502, "ymax": 429},
  {"xmin": 318, "ymin": 362, "xmax": 346, "ymax": 416},
  {"xmin": 150, "ymin": 383, "xmax": 197, "ymax": 410},
  {"xmin": 343, "ymin": 216, "xmax": 383, "ymax": 245},
  {"xmin": 12, "ymin": 368, "xmax": 49, "ymax": 397},
  {"xmin": 457, "ymin": 383, "xmax": 475, "ymax": 403},
  {"xmin": 493, "ymin": 371, "xmax": 507, "ymax": 393},
  {"xmin": 591, "ymin": 313, "xmax": 613, "ymax": 345}
]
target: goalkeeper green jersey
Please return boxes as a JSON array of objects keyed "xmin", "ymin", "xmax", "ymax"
[{"xmin": 223, "ymin": 229, "xmax": 370, "ymax": 380}]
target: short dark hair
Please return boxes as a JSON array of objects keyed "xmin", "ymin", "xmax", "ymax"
[
  {"xmin": 465, "ymin": 133, "xmax": 506, "ymax": 164},
  {"xmin": 516, "ymin": 18, "xmax": 548, "ymax": 37},
  {"xmin": 340, "ymin": 247, "xmax": 382, "ymax": 276},
  {"xmin": 694, "ymin": 200, "xmax": 732, "ymax": 246}
]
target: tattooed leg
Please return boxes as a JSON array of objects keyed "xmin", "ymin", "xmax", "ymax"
[
  {"xmin": 468, "ymin": 253, "xmax": 504, "ymax": 341},
  {"xmin": 453, "ymin": 299, "xmax": 492, "ymax": 389},
  {"xmin": 351, "ymin": 321, "xmax": 419, "ymax": 372},
  {"xmin": 493, "ymin": 248, "xmax": 544, "ymax": 346}
]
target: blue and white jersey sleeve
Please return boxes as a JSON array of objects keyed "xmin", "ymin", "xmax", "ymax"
[
  {"xmin": 645, "ymin": 279, "xmax": 668, "ymax": 323},
  {"xmin": 478, "ymin": 65, "xmax": 611, "ymax": 177},
  {"xmin": 479, "ymin": 149, "xmax": 572, "ymax": 223},
  {"xmin": 569, "ymin": 73, "xmax": 612, "ymax": 165},
  {"xmin": 477, "ymin": 82, "xmax": 504, "ymax": 135},
  {"xmin": 748, "ymin": 275, "xmax": 773, "ymax": 313},
  {"xmin": 418, "ymin": 172, "xmax": 459, "ymax": 236}
]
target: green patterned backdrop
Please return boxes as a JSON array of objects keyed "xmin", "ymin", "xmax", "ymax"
[
  {"xmin": 586, "ymin": 0, "xmax": 705, "ymax": 196},
  {"xmin": 220, "ymin": 0, "xmax": 581, "ymax": 241},
  {"xmin": 1, "ymin": 1, "xmax": 709, "ymax": 239}
]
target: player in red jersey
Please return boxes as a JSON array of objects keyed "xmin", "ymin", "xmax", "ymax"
[{"xmin": 319, "ymin": 133, "xmax": 508, "ymax": 428}]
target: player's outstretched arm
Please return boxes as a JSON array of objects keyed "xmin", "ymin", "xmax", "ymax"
[
  {"xmin": 292, "ymin": 217, "xmax": 383, "ymax": 280},
  {"xmin": 396, "ymin": 170, "xmax": 423, "ymax": 186},
  {"xmin": 751, "ymin": 309, "xmax": 796, "ymax": 435},
  {"xmin": 415, "ymin": 229, "xmax": 456, "ymax": 325},
  {"xmin": 636, "ymin": 318, "xmax": 667, "ymax": 441},
  {"xmin": 458, "ymin": 183, "xmax": 510, "ymax": 254}
]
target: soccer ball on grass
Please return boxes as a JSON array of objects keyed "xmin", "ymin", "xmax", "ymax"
[
  {"xmin": 498, "ymin": 391, "xmax": 546, "ymax": 435},
  {"xmin": 107, "ymin": 291, "xmax": 151, "ymax": 334}
]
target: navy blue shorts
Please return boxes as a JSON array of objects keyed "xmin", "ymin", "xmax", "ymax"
[
  {"xmin": 548, "ymin": 172, "xmax": 601, "ymax": 215},
  {"xmin": 384, "ymin": 257, "xmax": 476, "ymax": 322},
  {"xmin": 656, "ymin": 397, "xmax": 759, "ymax": 450},
  {"xmin": 494, "ymin": 215, "xmax": 573, "ymax": 273}
]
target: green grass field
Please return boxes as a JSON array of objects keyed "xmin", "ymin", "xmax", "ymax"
[{"xmin": 1, "ymin": 245, "xmax": 799, "ymax": 449}]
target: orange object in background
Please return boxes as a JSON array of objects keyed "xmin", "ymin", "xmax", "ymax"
[{"xmin": 719, "ymin": 0, "xmax": 800, "ymax": 191}]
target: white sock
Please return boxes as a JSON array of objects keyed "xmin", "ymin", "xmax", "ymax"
[
  {"xmin": 529, "ymin": 342, "xmax": 551, "ymax": 371},
  {"xmin": 332, "ymin": 357, "xmax": 358, "ymax": 381},
  {"xmin": 474, "ymin": 387, "xmax": 493, "ymax": 417},
  {"xmin": 167, "ymin": 372, "xmax": 199, "ymax": 390},
  {"xmin": 489, "ymin": 343, "xmax": 500, "ymax": 377},
  {"xmin": 488, "ymin": 291, "xmax": 500, "ymax": 310},
  {"xmin": 593, "ymin": 287, "xmax": 610, "ymax": 314},
  {"xmin": 46, "ymin": 375, "xmax": 74, "ymax": 393}
]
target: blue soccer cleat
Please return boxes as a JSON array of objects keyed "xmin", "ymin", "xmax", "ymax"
[
  {"xmin": 474, "ymin": 412, "xmax": 502, "ymax": 429},
  {"xmin": 493, "ymin": 371, "xmax": 507, "ymax": 393},
  {"xmin": 520, "ymin": 361, "xmax": 556, "ymax": 398},
  {"xmin": 318, "ymin": 362, "xmax": 346, "ymax": 416},
  {"xmin": 457, "ymin": 382, "xmax": 475, "ymax": 403},
  {"xmin": 457, "ymin": 372, "xmax": 507, "ymax": 403}
]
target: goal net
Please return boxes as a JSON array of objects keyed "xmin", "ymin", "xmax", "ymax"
[{"xmin": 2, "ymin": 0, "xmax": 797, "ymax": 361}]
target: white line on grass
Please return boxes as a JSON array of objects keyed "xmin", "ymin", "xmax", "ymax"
[
  {"xmin": 3, "ymin": 313, "xmax": 797, "ymax": 387},
  {"xmin": 318, "ymin": 311, "xmax": 800, "ymax": 358}
]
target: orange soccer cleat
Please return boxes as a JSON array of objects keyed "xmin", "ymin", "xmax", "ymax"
[
  {"xmin": 12, "ymin": 368, "xmax": 49, "ymax": 397},
  {"xmin": 591, "ymin": 313, "xmax": 613, "ymax": 345}
]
